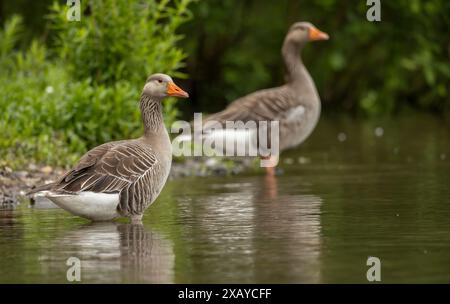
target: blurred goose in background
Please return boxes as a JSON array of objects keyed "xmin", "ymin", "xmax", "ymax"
[
  {"xmin": 29, "ymin": 74, "xmax": 189, "ymax": 222},
  {"xmin": 179, "ymin": 22, "xmax": 328, "ymax": 175}
]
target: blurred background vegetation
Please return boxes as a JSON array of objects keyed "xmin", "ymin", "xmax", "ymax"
[
  {"xmin": 0, "ymin": 0, "xmax": 449, "ymax": 167},
  {"xmin": 180, "ymin": 0, "xmax": 450, "ymax": 116}
]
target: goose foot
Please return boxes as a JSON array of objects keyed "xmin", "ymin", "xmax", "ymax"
[{"xmin": 130, "ymin": 214, "xmax": 143, "ymax": 224}]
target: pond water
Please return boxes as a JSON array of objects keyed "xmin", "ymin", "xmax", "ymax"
[{"xmin": 1, "ymin": 114, "xmax": 449, "ymax": 283}]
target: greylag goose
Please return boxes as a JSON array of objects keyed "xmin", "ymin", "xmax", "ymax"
[
  {"xmin": 29, "ymin": 74, "xmax": 189, "ymax": 222},
  {"xmin": 184, "ymin": 22, "xmax": 328, "ymax": 175}
]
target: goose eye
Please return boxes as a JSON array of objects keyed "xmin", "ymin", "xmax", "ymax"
[{"xmin": 158, "ymin": 79, "xmax": 163, "ymax": 83}]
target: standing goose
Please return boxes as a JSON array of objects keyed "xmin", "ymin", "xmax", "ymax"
[
  {"xmin": 189, "ymin": 22, "xmax": 328, "ymax": 175},
  {"xmin": 29, "ymin": 74, "xmax": 189, "ymax": 222}
]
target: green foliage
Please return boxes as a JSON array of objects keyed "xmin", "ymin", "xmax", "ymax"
[
  {"xmin": 182, "ymin": 0, "xmax": 450, "ymax": 116},
  {"xmin": 48, "ymin": 0, "xmax": 191, "ymax": 85},
  {"xmin": 0, "ymin": 0, "xmax": 192, "ymax": 167},
  {"xmin": 0, "ymin": 15, "xmax": 23, "ymax": 62},
  {"xmin": 1, "ymin": 0, "xmax": 449, "ymax": 168}
]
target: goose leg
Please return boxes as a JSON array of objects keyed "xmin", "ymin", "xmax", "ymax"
[
  {"xmin": 264, "ymin": 172, "xmax": 278, "ymax": 199},
  {"xmin": 261, "ymin": 155, "xmax": 279, "ymax": 176},
  {"xmin": 265, "ymin": 166, "xmax": 276, "ymax": 176}
]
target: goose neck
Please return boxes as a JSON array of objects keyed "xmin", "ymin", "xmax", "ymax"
[
  {"xmin": 140, "ymin": 95, "xmax": 164, "ymax": 136},
  {"xmin": 282, "ymin": 40, "xmax": 306, "ymax": 83}
]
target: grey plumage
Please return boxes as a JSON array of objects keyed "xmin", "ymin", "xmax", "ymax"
[
  {"xmin": 202, "ymin": 22, "xmax": 328, "ymax": 154},
  {"xmin": 29, "ymin": 74, "xmax": 188, "ymax": 220}
]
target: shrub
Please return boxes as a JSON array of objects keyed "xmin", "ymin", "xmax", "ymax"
[{"xmin": 0, "ymin": 0, "xmax": 193, "ymax": 168}]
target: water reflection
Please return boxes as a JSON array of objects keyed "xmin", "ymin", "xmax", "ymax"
[
  {"xmin": 253, "ymin": 175, "xmax": 322, "ymax": 283},
  {"xmin": 4, "ymin": 115, "xmax": 448, "ymax": 283},
  {"xmin": 173, "ymin": 174, "xmax": 322, "ymax": 283},
  {"xmin": 39, "ymin": 222, "xmax": 174, "ymax": 283}
]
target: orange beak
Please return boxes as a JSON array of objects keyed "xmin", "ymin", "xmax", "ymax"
[
  {"xmin": 167, "ymin": 82, "xmax": 189, "ymax": 98},
  {"xmin": 309, "ymin": 27, "xmax": 329, "ymax": 41}
]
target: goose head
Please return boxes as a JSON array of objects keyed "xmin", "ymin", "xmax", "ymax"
[
  {"xmin": 285, "ymin": 22, "xmax": 329, "ymax": 46},
  {"xmin": 143, "ymin": 73, "xmax": 189, "ymax": 99}
]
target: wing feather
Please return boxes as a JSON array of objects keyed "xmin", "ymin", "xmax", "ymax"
[
  {"xmin": 204, "ymin": 86, "xmax": 298, "ymax": 125},
  {"xmin": 48, "ymin": 140, "xmax": 159, "ymax": 216}
]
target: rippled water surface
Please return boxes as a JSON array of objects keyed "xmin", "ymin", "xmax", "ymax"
[{"xmin": 1, "ymin": 115, "xmax": 449, "ymax": 283}]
